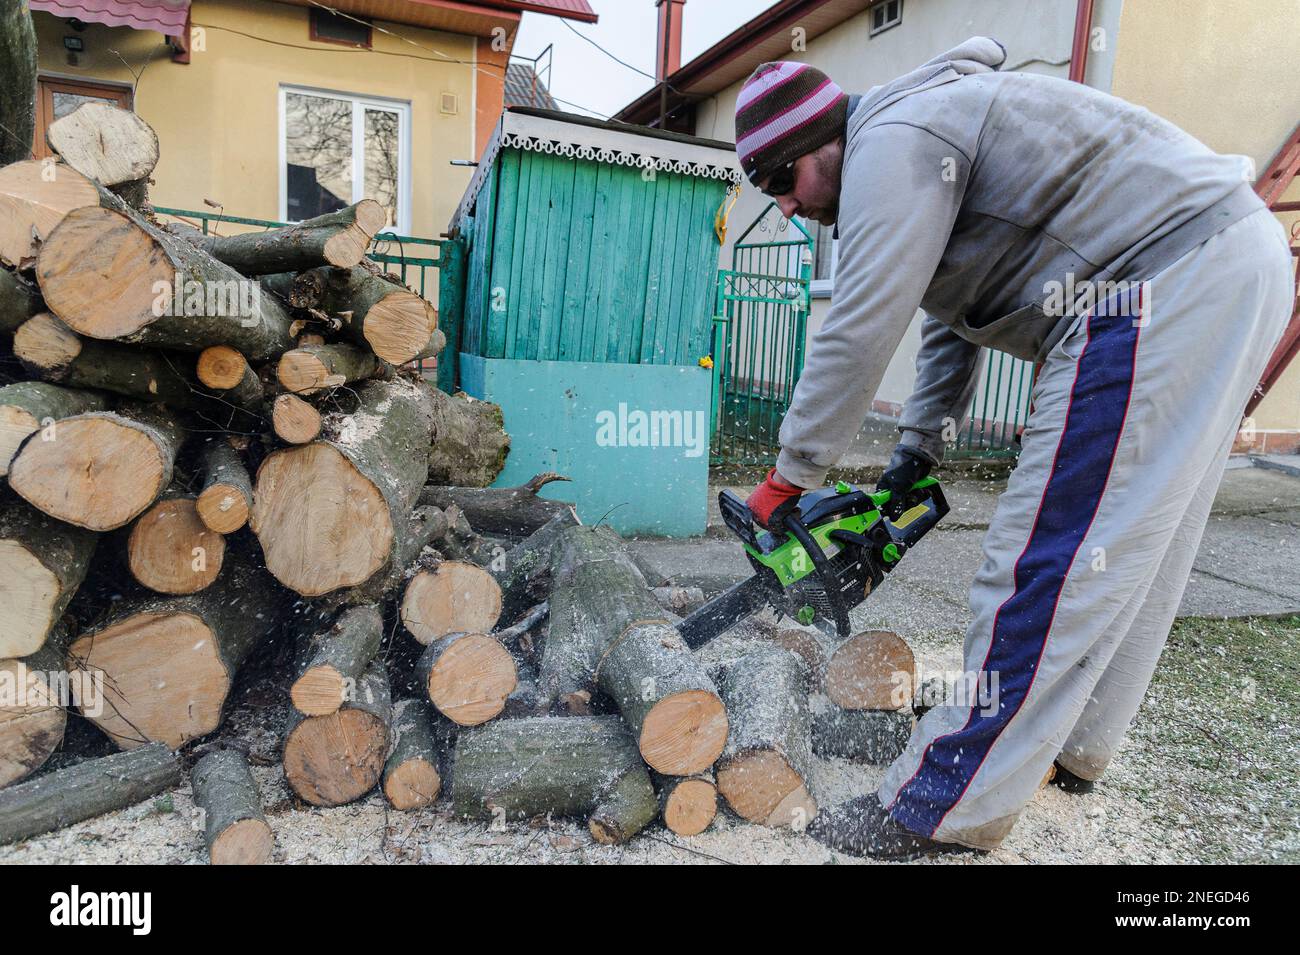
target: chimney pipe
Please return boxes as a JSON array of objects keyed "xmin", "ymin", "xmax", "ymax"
[{"xmin": 656, "ymin": 0, "xmax": 685, "ymax": 82}]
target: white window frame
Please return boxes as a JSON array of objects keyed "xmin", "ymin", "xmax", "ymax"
[
  {"xmin": 869, "ymin": 0, "xmax": 903, "ymax": 37},
  {"xmin": 810, "ymin": 221, "xmax": 838, "ymax": 298},
  {"xmin": 279, "ymin": 84, "xmax": 412, "ymax": 233}
]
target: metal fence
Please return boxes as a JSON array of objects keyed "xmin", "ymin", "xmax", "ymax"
[{"xmin": 151, "ymin": 207, "xmax": 463, "ymax": 391}]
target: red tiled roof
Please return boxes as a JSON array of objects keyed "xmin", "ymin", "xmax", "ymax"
[
  {"xmin": 481, "ymin": 0, "xmax": 596, "ymax": 22},
  {"xmin": 29, "ymin": 0, "xmax": 190, "ymax": 34}
]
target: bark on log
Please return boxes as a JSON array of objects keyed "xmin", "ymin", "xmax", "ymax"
[
  {"xmin": 383, "ymin": 697, "xmax": 452, "ymax": 810},
  {"xmin": 417, "ymin": 472, "xmax": 574, "ymax": 539},
  {"xmin": 652, "ymin": 770, "xmax": 717, "ymax": 837},
  {"xmin": 9, "ymin": 401, "xmax": 183, "ymax": 530},
  {"xmin": 0, "ymin": 0, "xmax": 37, "ymax": 168},
  {"xmin": 821, "ymin": 629, "xmax": 915, "ymax": 711},
  {"xmin": 452, "ymin": 715, "xmax": 656, "ymax": 844},
  {"xmin": 13, "ymin": 312, "xmax": 218, "ymax": 411},
  {"xmin": 0, "ymin": 742, "xmax": 181, "ymax": 846},
  {"xmin": 126, "ymin": 490, "xmax": 226, "ymax": 594},
  {"xmin": 180, "ymin": 201, "xmax": 386, "ymax": 274},
  {"xmin": 0, "ymin": 499, "xmax": 97, "ymax": 658},
  {"xmin": 541, "ymin": 525, "xmax": 727, "ymax": 775},
  {"xmin": 270, "ymin": 392, "xmax": 321, "ymax": 444},
  {"xmin": 250, "ymin": 377, "xmax": 434, "ymax": 596},
  {"xmin": 190, "ymin": 748, "xmax": 273, "ymax": 864},
  {"xmin": 282, "ymin": 660, "xmax": 391, "ymax": 807},
  {"xmin": 0, "ymin": 265, "xmax": 42, "ymax": 333},
  {"xmin": 45, "ymin": 103, "xmax": 159, "ymax": 205},
  {"xmin": 0, "ymin": 380, "xmax": 106, "ymax": 476},
  {"xmin": 266, "ymin": 265, "xmax": 436, "ymax": 366},
  {"xmin": 67, "ymin": 557, "xmax": 278, "ymax": 749},
  {"xmin": 290, "ymin": 604, "xmax": 382, "ymax": 717},
  {"xmin": 426, "ymin": 390, "xmax": 510, "ymax": 487},
  {"xmin": 716, "ymin": 645, "xmax": 817, "ymax": 828},
  {"xmin": 401, "ymin": 561, "xmax": 503, "ymax": 645},
  {"xmin": 811, "ymin": 707, "xmax": 914, "ymax": 765},
  {"xmin": 276, "ymin": 343, "xmax": 386, "ymax": 395},
  {"xmin": 0, "ymin": 160, "xmax": 100, "ymax": 270},
  {"xmin": 415, "ymin": 631, "xmax": 517, "ymax": 726},
  {"xmin": 195, "ymin": 437, "xmax": 253, "ymax": 534},
  {"xmin": 493, "ymin": 511, "xmax": 580, "ymax": 627},
  {"xmin": 196, "ymin": 345, "xmax": 264, "ymax": 410},
  {"xmin": 0, "ymin": 621, "xmax": 72, "ymax": 788},
  {"xmin": 37, "ymin": 204, "xmax": 295, "ymax": 360}
]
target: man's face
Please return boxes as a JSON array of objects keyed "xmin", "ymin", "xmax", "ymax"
[{"xmin": 758, "ymin": 138, "xmax": 843, "ymax": 226}]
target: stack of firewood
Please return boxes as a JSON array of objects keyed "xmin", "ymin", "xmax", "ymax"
[{"xmin": 0, "ymin": 103, "xmax": 927, "ymax": 863}]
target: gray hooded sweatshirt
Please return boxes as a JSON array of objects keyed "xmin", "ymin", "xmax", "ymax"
[{"xmin": 775, "ymin": 36, "xmax": 1262, "ymax": 488}]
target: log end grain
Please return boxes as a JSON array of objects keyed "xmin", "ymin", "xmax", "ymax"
[
  {"xmin": 127, "ymin": 497, "xmax": 226, "ymax": 594},
  {"xmin": 717, "ymin": 749, "xmax": 818, "ymax": 828},
  {"xmin": 282, "ymin": 707, "xmax": 389, "ymax": 806},
  {"xmin": 276, "ymin": 349, "xmax": 339, "ymax": 395},
  {"xmin": 211, "ymin": 816, "xmax": 274, "ymax": 865},
  {"xmin": 0, "ymin": 658, "xmax": 68, "ymax": 788},
  {"xmin": 0, "ymin": 160, "xmax": 99, "ymax": 269},
  {"xmin": 424, "ymin": 633, "xmax": 517, "ymax": 726},
  {"xmin": 271, "ymin": 393, "xmax": 321, "ymax": 444},
  {"xmin": 822, "ymin": 630, "xmax": 915, "ymax": 711},
  {"xmin": 401, "ymin": 562, "xmax": 503, "ymax": 645},
  {"xmin": 12, "ymin": 311, "xmax": 80, "ymax": 375},
  {"xmin": 382, "ymin": 757, "xmax": 441, "ymax": 810},
  {"xmin": 195, "ymin": 344, "xmax": 249, "ymax": 390},
  {"xmin": 363, "ymin": 291, "xmax": 435, "ymax": 365},
  {"xmin": 321, "ymin": 199, "xmax": 387, "ymax": 267},
  {"xmin": 0, "ymin": 405, "xmax": 39, "ymax": 477},
  {"xmin": 639, "ymin": 688, "xmax": 729, "ymax": 777},
  {"xmin": 195, "ymin": 482, "xmax": 251, "ymax": 535},
  {"xmin": 0, "ymin": 538, "xmax": 64, "ymax": 658},
  {"xmin": 46, "ymin": 102, "xmax": 159, "ymax": 188},
  {"xmin": 289, "ymin": 664, "xmax": 346, "ymax": 717},
  {"xmin": 662, "ymin": 777, "xmax": 718, "ymax": 837}
]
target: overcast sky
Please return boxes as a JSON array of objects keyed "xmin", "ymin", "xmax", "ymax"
[{"xmin": 513, "ymin": 0, "xmax": 774, "ymax": 119}]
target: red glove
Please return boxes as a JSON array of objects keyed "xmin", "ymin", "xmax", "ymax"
[{"xmin": 747, "ymin": 468, "xmax": 803, "ymax": 530}]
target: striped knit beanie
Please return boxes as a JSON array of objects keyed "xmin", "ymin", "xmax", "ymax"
[{"xmin": 735, "ymin": 61, "xmax": 848, "ymax": 187}]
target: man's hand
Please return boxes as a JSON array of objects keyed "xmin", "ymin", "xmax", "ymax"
[
  {"xmin": 747, "ymin": 468, "xmax": 804, "ymax": 530},
  {"xmin": 877, "ymin": 446, "xmax": 933, "ymax": 519}
]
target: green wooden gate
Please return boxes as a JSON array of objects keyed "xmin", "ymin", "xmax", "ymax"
[{"xmin": 709, "ymin": 203, "xmax": 813, "ymax": 466}]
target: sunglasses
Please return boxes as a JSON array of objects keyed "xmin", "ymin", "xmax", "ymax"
[{"xmin": 763, "ymin": 162, "xmax": 797, "ymax": 197}]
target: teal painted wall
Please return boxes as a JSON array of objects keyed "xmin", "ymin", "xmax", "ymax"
[
  {"xmin": 461, "ymin": 149, "xmax": 727, "ymax": 367},
  {"xmin": 460, "ymin": 354, "xmax": 710, "ymax": 537}
]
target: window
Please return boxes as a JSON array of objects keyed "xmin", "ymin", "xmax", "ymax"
[
  {"xmin": 33, "ymin": 77, "xmax": 131, "ymax": 159},
  {"xmin": 870, "ymin": 0, "xmax": 903, "ymax": 36},
  {"xmin": 810, "ymin": 220, "xmax": 837, "ymax": 297},
  {"xmin": 280, "ymin": 87, "xmax": 410, "ymax": 233},
  {"xmin": 309, "ymin": 8, "xmax": 372, "ymax": 48}
]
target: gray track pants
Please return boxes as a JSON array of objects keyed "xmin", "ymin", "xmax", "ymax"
[{"xmin": 877, "ymin": 206, "xmax": 1295, "ymax": 850}]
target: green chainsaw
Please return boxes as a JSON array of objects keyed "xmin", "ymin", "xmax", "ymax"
[{"xmin": 677, "ymin": 477, "xmax": 949, "ymax": 648}]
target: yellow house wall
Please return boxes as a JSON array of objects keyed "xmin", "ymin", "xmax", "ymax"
[
  {"xmin": 34, "ymin": 0, "xmax": 483, "ymax": 244},
  {"xmin": 1111, "ymin": 0, "xmax": 1300, "ymax": 435}
]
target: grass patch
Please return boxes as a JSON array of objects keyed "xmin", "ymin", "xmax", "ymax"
[{"xmin": 1114, "ymin": 615, "xmax": 1300, "ymax": 862}]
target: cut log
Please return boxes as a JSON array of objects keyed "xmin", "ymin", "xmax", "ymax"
[
  {"xmin": 13, "ymin": 312, "xmax": 216, "ymax": 411},
  {"xmin": 67, "ymin": 557, "xmax": 277, "ymax": 749},
  {"xmin": 320, "ymin": 504, "xmax": 447, "ymax": 610},
  {"xmin": 589, "ymin": 761, "xmax": 659, "ymax": 846},
  {"xmin": 418, "ymin": 472, "xmax": 574, "ymax": 539},
  {"xmin": 821, "ymin": 630, "xmax": 915, "ymax": 711},
  {"xmin": 493, "ymin": 510, "xmax": 580, "ymax": 627},
  {"xmin": 127, "ymin": 491, "xmax": 226, "ymax": 594},
  {"xmin": 0, "ymin": 742, "xmax": 181, "ymax": 846},
  {"xmin": 716, "ymin": 645, "xmax": 817, "ymax": 829},
  {"xmin": 276, "ymin": 343, "xmax": 385, "ymax": 395},
  {"xmin": 267, "ymin": 265, "xmax": 436, "ymax": 366},
  {"xmin": 0, "ymin": 160, "xmax": 99, "ymax": 269},
  {"xmin": 45, "ymin": 102, "xmax": 159, "ymax": 205},
  {"xmin": 290, "ymin": 604, "xmax": 382, "ymax": 717},
  {"xmin": 452, "ymin": 715, "xmax": 656, "ymax": 844},
  {"xmin": 383, "ymin": 698, "xmax": 451, "ymax": 810},
  {"xmin": 541, "ymin": 525, "xmax": 727, "ymax": 775},
  {"xmin": 401, "ymin": 561, "xmax": 503, "ymax": 645},
  {"xmin": 0, "ymin": 621, "xmax": 73, "ymax": 788},
  {"xmin": 178, "ymin": 201, "xmax": 385, "ymax": 274},
  {"xmin": 0, "ymin": 266, "xmax": 43, "ymax": 333},
  {"xmin": 415, "ymin": 631, "xmax": 517, "ymax": 726},
  {"xmin": 9, "ymin": 401, "xmax": 183, "ymax": 531},
  {"xmin": 282, "ymin": 660, "xmax": 391, "ymax": 807},
  {"xmin": 765, "ymin": 625, "xmax": 831, "ymax": 673},
  {"xmin": 37, "ymin": 204, "xmax": 295, "ymax": 360},
  {"xmin": 427, "ymin": 390, "xmax": 510, "ymax": 487},
  {"xmin": 0, "ymin": 380, "xmax": 106, "ymax": 476},
  {"xmin": 811, "ymin": 706, "xmax": 914, "ymax": 764},
  {"xmin": 190, "ymin": 748, "xmax": 273, "ymax": 865},
  {"xmin": 652, "ymin": 586, "xmax": 706, "ymax": 616},
  {"xmin": 195, "ymin": 438, "xmax": 253, "ymax": 534},
  {"xmin": 0, "ymin": 499, "xmax": 97, "ymax": 658},
  {"xmin": 196, "ymin": 345, "xmax": 264, "ymax": 410},
  {"xmin": 250, "ymin": 377, "xmax": 434, "ymax": 596},
  {"xmin": 271, "ymin": 393, "xmax": 321, "ymax": 444},
  {"xmin": 0, "ymin": 0, "xmax": 36, "ymax": 168},
  {"xmin": 652, "ymin": 770, "xmax": 717, "ymax": 837}
]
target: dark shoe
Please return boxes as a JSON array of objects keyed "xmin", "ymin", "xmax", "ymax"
[
  {"xmin": 1050, "ymin": 761, "xmax": 1096, "ymax": 794},
  {"xmin": 807, "ymin": 795, "xmax": 975, "ymax": 860}
]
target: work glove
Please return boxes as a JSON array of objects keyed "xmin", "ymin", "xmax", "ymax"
[
  {"xmin": 747, "ymin": 468, "xmax": 803, "ymax": 530},
  {"xmin": 877, "ymin": 446, "xmax": 933, "ymax": 520}
]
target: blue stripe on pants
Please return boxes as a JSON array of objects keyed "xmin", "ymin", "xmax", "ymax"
[{"xmin": 889, "ymin": 293, "xmax": 1142, "ymax": 837}]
